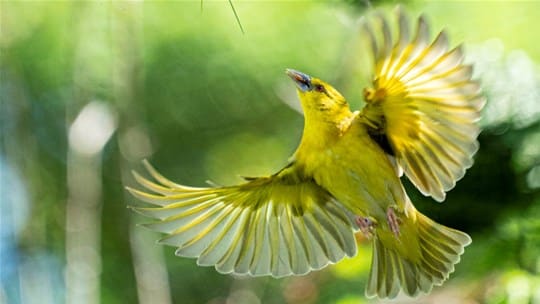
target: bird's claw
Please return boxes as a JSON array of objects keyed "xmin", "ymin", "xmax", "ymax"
[
  {"xmin": 386, "ymin": 207, "xmax": 401, "ymax": 238},
  {"xmin": 355, "ymin": 215, "xmax": 376, "ymax": 239}
]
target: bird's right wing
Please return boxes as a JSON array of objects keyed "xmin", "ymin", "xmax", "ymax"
[
  {"xmin": 127, "ymin": 161, "xmax": 358, "ymax": 277},
  {"xmin": 358, "ymin": 7, "xmax": 485, "ymax": 202}
]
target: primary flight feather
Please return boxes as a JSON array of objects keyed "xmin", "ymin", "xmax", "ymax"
[{"xmin": 128, "ymin": 7, "xmax": 484, "ymax": 299}]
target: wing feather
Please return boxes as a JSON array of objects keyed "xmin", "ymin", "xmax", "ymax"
[
  {"xmin": 280, "ymin": 207, "xmax": 299, "ymax": 273},
  {"xmin": 128, "ymin": 161, "xmax": 357, "ymax": 277},
  {"xmin": 360, "ymin": 7, "xmax": 485, "ymax": 201},
  {"xmin": 248, "ymin": 203, "xmax": 271, "ymax": 274},
  {"xmin": 234, "ymin": 209, "xmax": 258, "ymax": 274},
  {"xmin": 197, "ymin": 206, "xmax": 244, "ymax": 265},
  {"xmin": 215, "ymin": 208, "xmax": 250, "ymax": 274}
]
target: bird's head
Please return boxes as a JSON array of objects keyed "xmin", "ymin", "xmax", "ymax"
[{"xmin": 286, "ymin": 69, "xmax": 350, "ymax": 124}]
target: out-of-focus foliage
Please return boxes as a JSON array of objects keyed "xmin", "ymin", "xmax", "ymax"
[{"xmin": 1, "ymin": 1, "xmax": 539, "ymax": 304}]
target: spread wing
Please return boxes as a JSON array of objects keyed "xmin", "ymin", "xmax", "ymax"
[
  {"xmin": 127, "ymin": 160, "xmax": 357, "ymax": 277},
  {"xmin": 359, "ymin": 7, "xmax": 485, "ymax": 202}
]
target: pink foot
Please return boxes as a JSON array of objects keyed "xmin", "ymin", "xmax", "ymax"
[
  {"xmin": 386, "ymin": 207, "xmax": 400, "ymax": 238},
  {"xmin": 355, "ymin": 215, "xmax": 376, "ymax": 239}
]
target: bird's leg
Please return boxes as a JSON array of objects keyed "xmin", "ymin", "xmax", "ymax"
[
  {"xmin": 386, "ymin": 206, "xmax": 401, "ymax": 238},
  {"xmin": 355, "ymin": 215, "xmax": 376, "ymax": 239}
]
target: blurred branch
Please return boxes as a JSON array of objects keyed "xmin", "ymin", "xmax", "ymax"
[
  {"xmin": 109, "ymin": 2, "xmax": 172, "ymax": 303},
  {"xmin": 66, "ymin": 102, "xmax": 116, "ymax": 304}
]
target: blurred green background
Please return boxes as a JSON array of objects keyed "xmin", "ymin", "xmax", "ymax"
[{"xmin": 1, "ymin": 1, "xmax": 539, "ymax": 303}]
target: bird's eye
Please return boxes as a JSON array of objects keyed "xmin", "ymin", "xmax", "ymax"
[{"xmin": 314, "ymin": 84, "xmax": 325, "ymax": 92}]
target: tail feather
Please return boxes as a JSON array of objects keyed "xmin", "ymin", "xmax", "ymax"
[{"xmin": 366, "ymin": 211, "xmax": 471, "ymax": 298}]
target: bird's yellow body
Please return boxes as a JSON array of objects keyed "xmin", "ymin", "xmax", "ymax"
[{"xmin": 128, "ymin": 7, "xmax": 484, "ymax": 299}]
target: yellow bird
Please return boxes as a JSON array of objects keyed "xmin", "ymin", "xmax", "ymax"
[{"xmin": 128, "ymin": 7, "xmax": 484, "ymax": 298}]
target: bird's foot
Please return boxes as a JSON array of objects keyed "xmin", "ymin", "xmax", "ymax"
[
  {"xmin": 386, "ymin": 207, "xmax": 401, "ymax": 238},
  {"xmin": 355, "ymin": 215, "xmax": 376, "ymax": 239}
]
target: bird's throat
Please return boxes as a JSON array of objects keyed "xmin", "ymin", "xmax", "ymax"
[{"xmin": 294, "ymin": 111, "xmax": 356, "ymax": 166}]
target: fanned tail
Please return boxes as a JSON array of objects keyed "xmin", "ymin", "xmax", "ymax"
[{"xmin": 366, "ymin": 210, "xmax": 471, "ymax": 298}]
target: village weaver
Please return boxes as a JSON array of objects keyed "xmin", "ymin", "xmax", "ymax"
[{"xmin": 127, "ymin": 7, "xmax": 484, "ymax": 298}]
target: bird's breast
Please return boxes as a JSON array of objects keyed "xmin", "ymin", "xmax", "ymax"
[{"xmin": 308, "ymin": 130, "xmax": 406, "ymax": 220}]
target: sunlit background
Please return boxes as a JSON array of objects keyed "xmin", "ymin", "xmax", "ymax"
[{"xmin": 1, "ymin": 1, "xmax": 539, "ymax": 303}]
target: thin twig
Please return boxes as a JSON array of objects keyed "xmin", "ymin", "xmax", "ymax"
[
  {"xmin": 228, "ymin": 0, "xmax": 245, "ymax": 34},
  {"xmin": 199, "ymin": 0, "xmax": 245, "ymax": 34}
]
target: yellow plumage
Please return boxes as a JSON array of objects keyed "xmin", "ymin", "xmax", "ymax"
[
  {"xmin": 361, "ymin": 9, "xmax": 484, "ymax": 201},
  {"xmin": 129, "ymin": 161, "xmax": 357, "ymax": 277},
  {"xmin": 127, "ymin": 6, "xmax": 483, "ymax": 299}
]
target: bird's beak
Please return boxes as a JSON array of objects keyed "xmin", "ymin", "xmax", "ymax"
[{"xmin": 286, "ymin": 69, "xmax": 312, "ymax": 92}]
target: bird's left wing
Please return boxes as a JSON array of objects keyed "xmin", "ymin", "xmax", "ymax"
[
  {"xmin": 127, "ymin": 161, "xmax": 357, "ymax": 277},
  {"xmin": 358, "ymin": 7, "xmax": 485, "ymax": 202}
]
